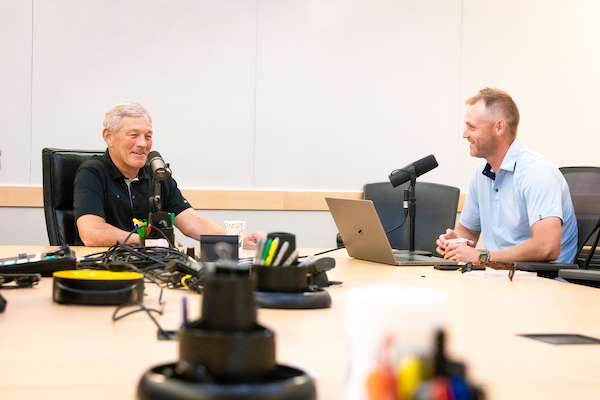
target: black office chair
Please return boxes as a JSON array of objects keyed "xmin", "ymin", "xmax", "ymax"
[
  {"xmin": 359, "ymin": 181, "xmax": 460, "ymax": 255},
  {"xmin": 42, "ymin": 148, "xmax": 104, "ymax": 246},
  {"xmin": 556, "ymin": 167, "xmax": 600, "ymax": 286},
  {"xmin": 515, "ymin": 167, "xmax": 600, "ymax": 280}
]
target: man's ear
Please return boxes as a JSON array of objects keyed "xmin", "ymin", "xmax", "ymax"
[
  {"xmin": 495, "ymin": 119, "xmax": 507, "ymax": 136},
  {"xmin": 102, "ymin": 128, "xmax": 113, "ymax": 147}
]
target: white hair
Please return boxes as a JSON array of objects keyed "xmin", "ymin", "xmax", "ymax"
[{"xmin": 103, "ymin": 102, "xmax": 152, "ymax": 133}]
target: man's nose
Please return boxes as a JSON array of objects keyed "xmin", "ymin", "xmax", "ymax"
[{"xmin": 136, "ymin": 136, "xmax": 150, "ymax": 146}]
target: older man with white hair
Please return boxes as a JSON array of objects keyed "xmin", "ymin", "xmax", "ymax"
[{"xmin": 74, "ymin": 101, "xmax": 264, "ymax": 248}]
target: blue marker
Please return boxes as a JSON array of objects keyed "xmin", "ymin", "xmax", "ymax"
[{"xmin": 182, "ymin": 295, "xmax": 189, "ymax": 327}]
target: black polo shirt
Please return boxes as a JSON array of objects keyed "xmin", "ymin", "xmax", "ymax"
[{"xmin": 74, "ymin": 149, "xmax": 192, "ymax": 236}]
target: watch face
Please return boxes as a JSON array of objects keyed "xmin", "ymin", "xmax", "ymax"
[{"xmin": 479, "ymin": 252, "xmax": 488, "ymax": 262}]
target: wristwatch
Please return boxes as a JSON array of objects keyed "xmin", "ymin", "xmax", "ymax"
[{"xmin": 479, "ymin": 251, "xmax": 490, "ymax": 263}]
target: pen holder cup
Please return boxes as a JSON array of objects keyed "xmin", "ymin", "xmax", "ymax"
[
  {"xmin": 254, "ymin": 264, "xmax": 308, "ymax": 293},
  {"xmin": 266, "ymin": 232, "xmax": 296, "ymax": 263}
]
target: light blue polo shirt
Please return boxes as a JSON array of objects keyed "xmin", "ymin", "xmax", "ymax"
[{"xmin": 460, "ymin": 140, "xmax": 578, "ymax": 263}]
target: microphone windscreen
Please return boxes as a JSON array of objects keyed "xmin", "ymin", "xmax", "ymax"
[
  {"xmin": 413, "ymin": 154, "xmax": 438, "ymax": 176},
  {"xmin": 148, "ymin": 151, "xmax": 169, "ymax": 180},
  {"xmin": 148, "ymin": 151, "xmax": 162, "ymax": 163},
  {"xmin": 389, "ymin": 154, "xmax": 438, "ymax": 187}
]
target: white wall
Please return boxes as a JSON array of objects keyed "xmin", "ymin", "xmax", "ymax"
[
  {"xmin": 0, "ymin": 0, "xmax": 32, "ymax": 185},
  {"xmin": 458, "ymin": 0, "xmax": 600, "ymax": 189},
  {"xmin": 2, "ymin": 0, "xmax": 599, "ymax": 247}
]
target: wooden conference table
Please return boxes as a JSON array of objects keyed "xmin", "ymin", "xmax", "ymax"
[{"xmin": 1, "ymin": 245, "xmax": 600, "ymax": 400}]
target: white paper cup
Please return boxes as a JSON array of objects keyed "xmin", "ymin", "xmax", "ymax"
[
  {"xmin": 224, "ymin": 221, "xmax": 246, "ymax": 250},
  {"xmin": 344, "ymin": 285, "xmax": 444, "ymax": 400}
]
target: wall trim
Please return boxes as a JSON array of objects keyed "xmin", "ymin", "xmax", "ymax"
[{"xmin": 0, "ymin": 186, "xmax": 465, "ymax": 212}]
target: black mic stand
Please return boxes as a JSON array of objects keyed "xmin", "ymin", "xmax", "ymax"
[
  {"xmin": 142, "ymin": 179, "xmax": 175, "ymax": 247},
  {"xmin": 152, "ymin": 179, "xmax": 162, "ymax": 213},
  {"xmin": 408, "ymin": 167, "xmax": 418, "ymax": 253},
  {"xmin": 395, "ymin": 166, "xmax": 431, "ymax": 256}
]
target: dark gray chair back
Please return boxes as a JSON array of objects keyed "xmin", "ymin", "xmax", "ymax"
[
  {"xmin": 560, "ymin": 166, "xmax": 600, "ymax": 268},
  {"xmin": 42, "ymin": 148, "xmax": 103, "ymax": 246},
  {"xmin": 363, "ymin": 181, "xmax": 460, "ymax": 255}
]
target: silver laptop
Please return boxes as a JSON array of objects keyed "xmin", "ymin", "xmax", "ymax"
[{"xmin": 326, "ymin": 197, "xmax": 459, "ymax": 266}]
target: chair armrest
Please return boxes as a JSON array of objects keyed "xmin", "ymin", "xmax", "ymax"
[
  {"xmin": 514, "ymin": 262, "xmax": 579, "ymax": 271},
  {"xmin": 558, "ymin": 268, "xmax": 600, "ymax": 283}
]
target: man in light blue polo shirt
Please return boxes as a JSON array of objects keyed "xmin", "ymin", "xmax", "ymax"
[{"xmin": 436, "ymin": 88, "xmax": 578, "ymax": 264}]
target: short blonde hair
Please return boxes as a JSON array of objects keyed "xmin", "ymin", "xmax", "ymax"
[
  {"xmin": 466, "ymin": 88, "xmax": 520, "ymax": 137},
  {"xmin": 103, "ymin": 102, "xmax": 152, "ymax": 133}
]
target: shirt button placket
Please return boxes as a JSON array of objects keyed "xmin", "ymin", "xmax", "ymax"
[{"xmin": 494, "ymin": 183, "xmax": 500, "ymax": 207}]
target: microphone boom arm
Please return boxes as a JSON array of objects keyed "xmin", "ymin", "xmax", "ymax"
[
  {"xmin": 151, "ymin": 179, "xmax": 162, "ymax": 213},
  {"xmin": 407, "ymin": 167, "xmax": 417, "ymax": 252},
  {"xmin": 389, "ymin": 155, "xmax": 438, "ymax": 255}
]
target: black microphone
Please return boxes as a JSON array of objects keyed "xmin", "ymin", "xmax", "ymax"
[
  {"xmin": 389, "ymin": 154, "xmax": 438, "ymax": 187},
  {"xmin": 148, "ymin": 151, "xmax": 170, "ymax": 181}
]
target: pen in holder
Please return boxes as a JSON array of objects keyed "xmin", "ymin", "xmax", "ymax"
[
  {"xmin": 252, "ymin": 233, "xmax": 332, "ymax": 309},
  {"xmin": 138, "ymin": 211, "xmax": 174, "ymax": 247},
  {"xmin": 266, "ymin": 232, "xmax": 296, "ymax": 262}
]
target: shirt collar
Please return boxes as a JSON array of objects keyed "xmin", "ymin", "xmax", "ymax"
[
  {"xmin": 498, "ymin": 139, "xmax": 521, "ymax": 174},
  {"xmin": 102, "ymin": 149, "xmax": 150, "ymax": 181},
  {"xmin": 480, "ymin": 139, "xmax": 522, "ymax": 181},
  {"xmin": 482, "ymin": 163, "xmax": 496, "ymax": 180}
]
